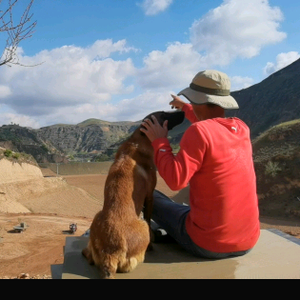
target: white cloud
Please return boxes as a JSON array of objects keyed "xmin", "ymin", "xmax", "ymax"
[
  {"xmin": 263, "ymin": 51, "xmax": 300, "ymax": 75},
  {"xmin": 190, "ymin": 0, "xmax": 286, "ymax": 65},
  {"xmin": 230, "ymin": 76, "xmax": 254, "ymax": 91},
  {"xmin": 35, "ymin": 91, "xmax": 174, "ymax": 126},
  {"xmin": 0, "ymin": 112, "xmax": 40, "ymax": 128},
  {"xmin": 0, "ymin": 85, "xmax": 12, "ymax": 98},
  {"xmin": 138, "ymin": 42, "xmax": 211, "ymax": 90},
  {"xmin": 115, "ymin": 90, "xmax": 174, "ymax": 120},
  {"xmin": 138, "ymin": 0, "xmax": 173, "ymax": 16},
  {"xmin": 0, "ymin": 40, "xmax": 137, "ymax": 117}
]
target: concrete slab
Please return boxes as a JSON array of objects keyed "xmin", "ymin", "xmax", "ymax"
[
  {"xmin": 57, "ymin": 230, "xmax": 300, "ymax": 279},
  {"xmin": 50, "ymin": 264, "xmax": 63, "ymax": 279},
  {"xmin": 61, "ymin": 236, "xmax": 100, "ymax": 279}
]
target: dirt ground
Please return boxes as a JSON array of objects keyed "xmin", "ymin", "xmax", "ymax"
[
  {"xmin": 0, "ymin": 172, "xmax": 299, "ymax": 279},
  {"xmin": 0, "ymin": 214, "xmax": 92, "ymax": 278}
]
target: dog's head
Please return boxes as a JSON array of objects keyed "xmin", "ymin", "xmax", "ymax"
[{"xmin": 142, "ymin": 110, "xmax": 185, "ymax": 131}]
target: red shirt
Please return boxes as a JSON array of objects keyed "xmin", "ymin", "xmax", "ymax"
[{"xmin": 152, "ymin": 104, "xmax": 260, "ymax": 253}]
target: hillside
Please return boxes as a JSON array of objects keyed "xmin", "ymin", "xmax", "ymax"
[
  {"xmin": 252, "ymin": 119, "xmax": 300, "ymax": 219},
  {"xmin": 0, "ymin": 125, "xmax": 67, "ymax": 164},
  {"xmin": 230, "ymin": 58, "xmax": 300, "ymax": 138},
  {"xmin": 36, "ymin": 119, "xmax": 139, "ymax": 160},
  {"xmin": 0, "ymin": 156, "xmax": 100, "ymax": 216},
  {"xmin": 0, "ymin": 120, "xmax": 139, "ymax": 163}
]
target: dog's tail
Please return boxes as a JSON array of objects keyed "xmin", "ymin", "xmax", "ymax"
[
  {"xmin": 100, "ymin": 255, "xmax": 119, "ymax": 279},
  {"xmin": 102, "ymin": 266, "xmax": 115, "ymax": 279},
  {"xmin": 99, "ymin": 256, "xmax": 138, "ymax": 279},
  {"xmin": 117, "ymin": 257, "xmax": 138, "ymax": 274}
]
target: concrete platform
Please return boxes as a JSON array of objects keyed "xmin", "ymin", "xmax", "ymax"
[{"xmin": 53, "ymin": 229, "xmax": 300, "ymax": 279}]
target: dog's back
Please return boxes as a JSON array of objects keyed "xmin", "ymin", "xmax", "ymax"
[{"xmin": 83, "ymin": 137, "xmax": 155, "ymax": 278}]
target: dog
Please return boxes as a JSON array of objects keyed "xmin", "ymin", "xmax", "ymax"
[{"xmin": 82, "ymin": 110, "xmax": 185, "ymax": 278}]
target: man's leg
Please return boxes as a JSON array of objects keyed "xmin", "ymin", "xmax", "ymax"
[
  {"xmin": 151, "ymin": 190, "xmax": 191, "ymax": 245},
  {"xmin": 151, "ymin": 190, "xmax": 251, "ymax": 259}
]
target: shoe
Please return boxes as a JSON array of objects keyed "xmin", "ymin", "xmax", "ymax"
[{"xmin": 150, "ymin": 220, "xmax": 176, "ymax": 243}]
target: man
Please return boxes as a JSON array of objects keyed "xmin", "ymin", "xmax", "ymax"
[{"xmin": 140, "ymin": 70, "xmax": 260, "ymax": 259}]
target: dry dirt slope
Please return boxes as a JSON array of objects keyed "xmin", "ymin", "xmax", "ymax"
[
  {"xmin": 0, "ymin": 158, "xmax": 100, "ymax": 218},
  {"xmin": 0, "ymin": 157, "xmax": 101, "ymax": 278}
]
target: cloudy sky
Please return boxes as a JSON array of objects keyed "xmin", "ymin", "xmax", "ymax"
[{"xmin": 0, "ymin": 0, "xmax": 299, "ymax": 128}]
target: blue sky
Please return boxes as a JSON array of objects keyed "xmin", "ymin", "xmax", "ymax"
[{"xmin": 0, "ymin": 0, "xmax": 299, "ymax": 128}]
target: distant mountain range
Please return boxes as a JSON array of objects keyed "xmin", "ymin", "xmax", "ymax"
[
  {"xmin": 0, "ymin": 119, "xmax": 140, "ymax": 163},
  {"xmin": 0, "ymin": 58, "xmax": 300, "ymax": 163}
]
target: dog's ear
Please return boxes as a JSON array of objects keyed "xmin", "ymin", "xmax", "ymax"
[{"xmin": 139, "ymin": 114, "xmax": 156, "ymax": 137}]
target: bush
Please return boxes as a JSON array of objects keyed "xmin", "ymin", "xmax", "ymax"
[
  {"xmin": 41, "ymin": 144, "xmax": 49, "ymax": 152},
  {"xmin": 265, "ymin": 161, "xmax": 281, "ymax": 178},
  {"xmin": 12, "ymin": 153, "xmax": 20, "ymax": 159},
  {"xmin": 95, "ymin": 154, "xmax": 110, "ymax": 162},
  {"xmin": 4, "ymin": 149, "xmax": 12, "ymax": 157}
]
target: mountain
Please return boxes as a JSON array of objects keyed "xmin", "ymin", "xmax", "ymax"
[
  {"xmin": 0, "ymin": 124, "xmax": 67, "ymax": 164},
  {"xmin": 37, "ymin": 119, "xmax": 139, "ymax": 155},
  {"xmin": 229, "ymin": 58, "xmax": 300, "ymax": 138},
  {"xmin": 0, "ymin": 119, "xmax": 140, "ymax": 163}
]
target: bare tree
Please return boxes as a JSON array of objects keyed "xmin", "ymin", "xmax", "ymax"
[{"xmin": 0, "ymin": 0, "xmax": 37, "ymax": 67}]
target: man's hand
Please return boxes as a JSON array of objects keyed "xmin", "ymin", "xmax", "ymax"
[
  {"xmin": 140, "ymin": 115, "xmax": 168, "ymax": 143},
  {"xmin": 170, "ymin": 94, "xmax": 186, "ymax": 110}
]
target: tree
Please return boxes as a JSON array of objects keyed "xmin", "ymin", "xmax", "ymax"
[{"xmin": 0, "ymin": 0, "xmax": 36, "ymax": 67}]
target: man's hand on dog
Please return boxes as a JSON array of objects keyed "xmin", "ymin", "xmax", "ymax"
[{"xmin": 140, "ymin": 115, "xmax": 168, "ymax": 142}]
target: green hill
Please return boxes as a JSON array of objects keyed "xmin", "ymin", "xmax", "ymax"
[{"xmin": 252, "ymin": 119, "xmax": 300, "ymax": 219}]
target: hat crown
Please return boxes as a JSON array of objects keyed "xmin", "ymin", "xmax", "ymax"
[
  {"xmin": 177, "ymin": 69, "xmax": 239, "ymax": 110},
  {"xmin": 192, "ymin": 70, "xmax": 231, "ymax": 91}
]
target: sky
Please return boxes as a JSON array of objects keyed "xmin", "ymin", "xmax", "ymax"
[{"xmin": 0, "ymin": 0, "xmax": 299, "ymax": 128}]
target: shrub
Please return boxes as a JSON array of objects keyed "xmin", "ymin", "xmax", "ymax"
[
  {"xmin": 4, "ymin": 149, "xmax": 12, "ymax": 157},
  {"xmin": 265, "ymin": 161, "xmax": 281, "ymax": 178},
  {"xmin": 12, "ymin": 153, "xmax": 20, "ymax": 159}
]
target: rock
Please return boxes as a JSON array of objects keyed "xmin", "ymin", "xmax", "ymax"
[
  {"xmin": 1, "ymin": 274, "xmax": 52, "ymax": 279},
  {"xmin": 18, "ymin": 273, "xmax": 30, "ymax": 279}
]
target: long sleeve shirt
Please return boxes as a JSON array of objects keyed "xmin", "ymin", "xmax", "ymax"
[{"xmin": 152, "ymin": 104, "xmax": 260, "ymax": 253}]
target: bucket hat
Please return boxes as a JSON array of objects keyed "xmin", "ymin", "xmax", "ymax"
[{"xmin": 178, "ymin": 70, "xmax": 239, "ymax": 109}]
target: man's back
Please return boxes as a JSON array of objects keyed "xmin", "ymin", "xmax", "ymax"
[{"xmin": 183, "ymin": 117, "xmax": 260, "ymax": 253}]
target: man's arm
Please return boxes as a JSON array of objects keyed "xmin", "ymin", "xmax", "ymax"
[
  {"xmin": 151, "ymin": 125, "xmax": 204, "ymax": 191},
  {"xmin": 170, "ymin": 95, "xmax": 198, "ymax": 124}
]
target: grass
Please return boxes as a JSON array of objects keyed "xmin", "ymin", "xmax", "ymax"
[
  {"xmin": 0, "ymin": 148, "xmax": 38, "ymax": 166},
  {"xmin": 253, "ymin": 119, "xmax": 300, "ymax": 145},
  {"xmin": 252, "ymin": 118, "xmax": 300, "ymax": 163},
  {"xmin": 273, "ymin": 119, "xmax": 300, "ymax": 128}
]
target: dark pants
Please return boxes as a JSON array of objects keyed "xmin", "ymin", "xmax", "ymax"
[{"xmin": 152, "ymin": 190, "xmax": 250, "ymax": 259}]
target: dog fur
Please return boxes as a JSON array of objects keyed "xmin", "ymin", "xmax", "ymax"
[{"xmin": 82, "ymin": 110, "xmax": 184, "ymax": 278}]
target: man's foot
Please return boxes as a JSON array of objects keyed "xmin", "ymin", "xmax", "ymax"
[{"xmin": 150, "ymin": 220, "xmax": 176, "ymax": 243}]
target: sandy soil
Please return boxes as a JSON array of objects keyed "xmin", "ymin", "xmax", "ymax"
[
  {"xmin": 0, "ymin": 172, "xmax": 299, "ymax": 278},
  {"xmin": 0, "ymin": 213, "xmax": 92, "ymax": 278}
]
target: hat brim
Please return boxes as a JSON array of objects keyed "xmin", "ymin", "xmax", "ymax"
[{"xmin": 178, "ymin": 87, "xmax": 239, "ymax": 110}]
